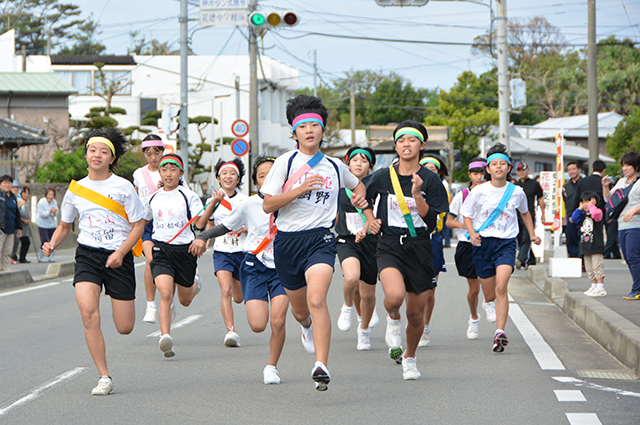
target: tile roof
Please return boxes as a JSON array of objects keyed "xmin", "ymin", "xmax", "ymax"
[
  {"xmin": 0, "ymin": 72, "xmax": 77, "ymax": 94},
  {"xmin": 0, "ymin": 116, "xmax": 48, "ymax": 146}
]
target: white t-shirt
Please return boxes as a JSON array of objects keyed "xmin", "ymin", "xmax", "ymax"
[
  {"xmin": 222, "ymin": 194, "xmax": 275, "ymax": 268},
  {"xmin": 260, "ymin": 150, "xmax": 360, "ymax": 232},
  {"xmin": 133, "ymin": 166, "xmax": 161, "ymax": 212},
  {"xmin": 144, "ymin": 186, "xmax": 203, "ymax": 244},
  {"xmin": 460, "ymin": 181, "xmax": 528, "ymax": 239},
  {"xmin": 61, "ymin": 175, "xmax": 145, "ymax": 251},
  {"xmin": 449, "ymin": 189, "xmax": 470, "ymax": 242},
  {"xmin": 209, "ymin": 190, "xmax": 248, "ymax": 253}
]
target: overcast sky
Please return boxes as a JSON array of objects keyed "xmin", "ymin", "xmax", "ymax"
[{"xmin": 71, "ymin": 0, "xmax": 640, "ymax": 91}]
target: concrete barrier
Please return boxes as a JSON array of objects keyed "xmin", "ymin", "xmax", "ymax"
[
  {"xmin": 0, "ymin": 270, "xmax": 34, "ymax": 290},
  {"xmin": 45, "ymin": 261, "xmax": 75, "ymax": 278}
]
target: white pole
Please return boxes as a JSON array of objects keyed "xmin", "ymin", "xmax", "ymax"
[
  {"xmin": 496, "ymin": 0, "xmax": 510, "ymax": 152},
  {"xmin": 210, "ymin": 99, "xmax": 216, "ymax": 189}
]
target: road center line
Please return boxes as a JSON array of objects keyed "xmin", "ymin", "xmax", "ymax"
[
  {"xmin": 552, "ymin": 376, "xmax": 640, "ymax": 398},
  {"xmin": 0, "ymin": 367, "xmax": 88, "ymax": 417},
  {"xmin": 146, "ymin": 314, "xmax": 204, "ymax": 337},
  {"xmin": 565, "ymin": 413, "xmax": 602, "ymax": 425},
  {"xmin": 0, "ymin": 281, "xmax": 61, "ymax": 298}
]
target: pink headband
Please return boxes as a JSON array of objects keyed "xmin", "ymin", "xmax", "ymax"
[
  {"xmin": 292, "ymin": 113, "xmax": 324, "ymax": 131},
  {"xmin": 142, "ymin": 139, "xmax": 166, "ymax": 149},
  {"xmin": 218, "ymin": 162, "xmax": 240, "ymax": 176},
  {"xmin": 469, "ymin": 161, "xmax": 487, "ymax": 170}
]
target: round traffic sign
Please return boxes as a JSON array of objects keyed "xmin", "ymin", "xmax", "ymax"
[
  {"xmin": 231, "ymin": 119, "xmax": 249, "ymax": 138},
  {"xmin": 231, "ymin": 138, "xmax": 249, "ymax": 156}
]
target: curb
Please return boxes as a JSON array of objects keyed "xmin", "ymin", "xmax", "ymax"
[
  {"xmin": 0, "ymin": 261, "xmax": 75, "ymax": 291},
  {"xmin": 527, "ymin": 266, "xmax": 640, "ymax": 376}
]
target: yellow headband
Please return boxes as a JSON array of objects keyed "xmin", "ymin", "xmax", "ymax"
[
  {"xmin": 394, "ymin": 127, "xmax": 425, "ymax": 143},
  {"xmin": 86, "ymin": 136, "xmax": 116, "ymax": 155}
]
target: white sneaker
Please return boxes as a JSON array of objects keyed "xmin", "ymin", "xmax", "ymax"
[
  {"xmin": 586, "ymin": 288, "xmax": 607, "ymax": 297},
  {"xmin": 337, "ymin": 304, "xmax": 355, "ymax": 331},
  {"xmin": 263, "ymin": 365, "xmax": 281, "ymax": 385},
  {"xmin": 91, "ymin": 376, "xmax": 113, "ymax": 395},
  {"xmin": 467, "ymin": 317, "xmax": 480, "ymax": 340},
  {"xmin": 385, "ymin": 315, "xmax": 402, "ymax": 349},
  {"xmin": 583, "ymin": 287, "xmax": 596, "ymax": 295},
  {"xmin": 159, "ymin": 334, "xmax": 175, "ymax": 358},
  {"xmin": 402, "ymin": 356, "xmax": 421, "ymax": 380},
  {"xmin": 418, "ymin": 324, "xmax": 431, "ymax": 347},
  {"xmin": 224, "ymin": 331, "xmax": 240, "ymax": 347},
  {"xmin": 301, "ymin": 320, "xmax": 315, "ymax": 354},
  {"xmin": 370, "ymin": 306, "xmax": 379, "ymax": 328},
  {"xmin": 357, "ymin": 326, "xmax": 371, "ymax": 351},
  {"xmin": 483, "ymin": 301, "xmax": 497, "ymax": 323},
  {"xmin": 311, "ymin": 361, "xmax": 330, "ymax": 391},
  {"xmin": 143, "ymin": 306, "xmax": 157, "ymax": 324},
  {"xmin": 194, "ymin": 271, "xmax": 201, "ymax": 296}
]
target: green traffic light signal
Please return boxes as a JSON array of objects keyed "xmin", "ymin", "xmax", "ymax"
[{"xmin": 250, "ymin": 12, "xmax": 265, "ymax": 26}]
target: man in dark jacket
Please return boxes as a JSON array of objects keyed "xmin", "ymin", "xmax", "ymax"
[
  {"xmin": 515, "ymin": 162, "xmax": 545, "ymax": 269},
  {"xmin": 563, "ymin": 161, "xmax": 582, "ymax": 258},
  {"xmin": 0, "ymin": 175, "xmax": 23, "ymax": 271}
]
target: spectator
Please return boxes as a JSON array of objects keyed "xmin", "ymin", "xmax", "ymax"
[
  {"xmin": 10, "ymin": 181, "xmax": 21, "ymax": 264},
  {"xmin": 37, "ymin": 188, "xmax": 58, "ymax": 262},
  {"xmin": 514, "ymin": 162, "xmax": 545, "ymax": 269},
  {"xmin": 11, "ymin": 186, "xmax": 32, "ymax": 263},
  {"xmin": 0, "ymin": 175, "xmax": 23, "ymax": 271},
  {"xmin": 564, "ymin": 161, "xmax": 582, "ymax": 258}
]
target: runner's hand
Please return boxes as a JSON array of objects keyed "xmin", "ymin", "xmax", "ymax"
[
  {"xmin": 411, "ymin": 173, "xmax": 423, "ymax": 198},
  {"xmin": 368, "ymin": 218, "xmax": 381, "ymax": 234},
  {"xmin": 189, "ymin": 239, "xmax": 207, "ymax": 257},
  {"xmin": 350, "ymin": 192, "xmax": 368, "ymax": 210},
  {"xmin": 531, "ymin": 235, "xmax": 542, "ymax": 245},
  {"xmin": 470, "ymin": 232, "xmax": 481, "ymax": 246},
  {"xmin": 105, "ymin": 251, "xmax": 124, "ymax": 268},
  {"xmin": 299, "ymin": 174, "xmax": 324, "ymax": 194},
  {"xmin": 42, "ymin": 242, "xmax": 54, "ymax": 257}
]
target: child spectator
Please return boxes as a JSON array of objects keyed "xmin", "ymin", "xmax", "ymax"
[{"xmin": 571, "ymin": 190, "xmax": 606, "ymax": 297}]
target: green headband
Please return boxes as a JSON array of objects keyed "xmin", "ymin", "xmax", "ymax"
[
  {"xmin": 394, "ymin": 127, "xmax": 425, "ymax": 143},
  {"xmin": 420, "ymin": 157, "xmax": 441, "ymax": 169},
  {"xmin": 348, "ymin": 148, "xmax": 373, "ymax": 164},
  {"xmin": 160, "ymin": 157, "xmax": 183, "ymax": 171}
]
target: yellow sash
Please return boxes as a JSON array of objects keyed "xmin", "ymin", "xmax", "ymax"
[
  {"xmin": 389, "ymin": 165, "xmax": 417, "ymax": 237},
  {"xmin": 68, "ymin": 180, "xmax": 143, "ymax": 257}
]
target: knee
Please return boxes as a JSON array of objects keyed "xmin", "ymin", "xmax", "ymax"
[
  {"xmin": 343, "ymin": 273, "xmax": 359, "ymax": 287},
  {"xmin": 405, "ymin": 310, "xmax": 423, "ymax": 327},
  {"xmin": 385, "ymin": 295, "xmax": 404, "ymax": 310},
  {"xmin": 359, "ymin": 290, "xmax": 375, "ymax": 304},
  {"xmin": 271, "ymin": 315, "xmax": 286, "ymax": 332},
  {"xmin": 179, "ymin": 296, "xmax": 192, "ymax": 307},
  {"xmin": 116, "ymin": 323, "xmax": 134, "ymax": 335},
  {"xmin": 80, "ymin": 309, "xmax": 100, "ymax": 329},
  {"xmin": 307, "ymin": 293, "xmax": 326, "ymax": 311},
  {"xmin": 249, "ymin": 321, "xmax": 267, "ymax": 333}
]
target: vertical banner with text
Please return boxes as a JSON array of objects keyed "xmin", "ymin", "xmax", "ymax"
[{"xmin": 554, "ymin": 133, "xmax": 565, "ymax": 232}]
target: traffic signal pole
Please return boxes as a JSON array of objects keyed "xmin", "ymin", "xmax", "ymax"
[
  {"xmin": 496, "ymin": 0, "xmax": 510, "ymax": 152},
  {"xmin": 249, "ymin": 0, "xmax": 259, "ymax": 194},
  {"xmin": 179, "ymin": 0, "xmax": 189, "ymax": 177}
]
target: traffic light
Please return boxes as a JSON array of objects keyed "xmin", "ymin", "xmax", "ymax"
[{"xmin": 249, "ymin": 11, "xmax": 299, "ymax": 29}]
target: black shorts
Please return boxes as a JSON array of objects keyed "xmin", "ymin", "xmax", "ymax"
[
  {"xmin": 150, "ymin": 241, "xmax": 197, "ymax": 288},
  {"xmin": 454, "ymin": 241, "xmax": 478, "ymax": 279},
  {"xmin": 73, "ymin": 244, "xmax": 136, "ymax": 301},
  {"xmin": 376, "ymin": 234, "xmax": 436, "ymax": 294},
  {"xmin": 336, "ymin": 235, "xmax": 378, "ymax": 285}
]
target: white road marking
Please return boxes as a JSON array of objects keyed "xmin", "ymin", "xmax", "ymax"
[
  {"xmin": 565, "ymin": 413, "xmax": 602, "ymax": 425},
  {"xmin": 554, "ymin": 390, "xmax": 586, "ymax": 402},
  {"xmin": 146, "ymin": 314, "xmax": 204, "ymax": 337},
  {"xmin": 508, "ymin": 294, "xmax": 565, "ymax": 370},
  {"xmin": 0, "ymin": 367, "xmax": 88, "ymax": 417},
  {"xmin": 552, "ymin": 376, "xmax": 640, "ymax": 398},
  {"xmin": 0, "ymin": 281, "xmax": 61, "ymax": 298}
]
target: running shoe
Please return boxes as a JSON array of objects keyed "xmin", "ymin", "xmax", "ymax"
[
  {"xmin": 194, "ymin": 271, "xmax": 201, "ymax": 296},
  {"xmin": 583, "ymin": 287, "xmax": 596, "ymax": 296},
  {"xmin": 389, "ymin": 346, "xmax": 403, "ymax": 364},
  {"xmin": 337, "ymin": 304, "xmax": 355, "ymax": 331},
  {"xmin": 385, "ymin": 315, "xmax": 402, "ymax": 349},
  {"xmin": 467, "ymin": 317, "xmax": 480, "ymax": 340},
  {"xmin": 224, "ymin": 331, "xmax": 240, "ymax": 347},
  {"xmin": 492, "ymin": 331, "xmax": 509, "ymax": 353},
  {"xmin": 357, "ymin": 326, "xmax": 371, "ymax": 351},
  {"xmin": 418, "ymin": 324, "xmax": 430, "ymax": 347},
  {"xmin": 623, "ymin": 291, "xmax": 640, "ymax": 300},
  {"xmin": 586, "ymin": 288, "xmax": 607, "ymax": 297},
  {"xmin": 91, "ymin": 376, "xmax": 113, "ymax": 396},
  {"xmin": 402, "ymin": 356, "xmax": 421, "ymax": 380},
  {"xmin": 301, "ymin": 319, "xmax": 315, "ymax": 354},
  {"xmin": 263, "ymin": 365, "xmax": 281, "ymax": 385},
  {"xmin": 159, "ymin": 334, "xmax": 175, "ymax": 357},
  {"xmin": 311, "ymin": 361, "xmax": 331, "ymax": 391},
  {"xmin": 143, "ymin": 306, "xmax": 157, "ymax": 324},
  {"xmin": 482, "ymin": 301, "xmax": 497, "ymax": 323},
  {"xmin": 357, "ymin": 306, "xmax": 380, "ymax": 328}
]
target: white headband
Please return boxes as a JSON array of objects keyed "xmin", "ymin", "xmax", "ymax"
[{"xmin": 218, "ymin": 162, "xmax": 240, "ymax": 176}]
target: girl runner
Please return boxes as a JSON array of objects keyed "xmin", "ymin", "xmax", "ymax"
[
  {"xmin": 261, "ymin": 94, "xmax": 373, "ymax": 391},
  {"xmin": 132, "ymin": 134, "xmax": 165, "ymax": 324},
  {"xmin": 43, "ymin": 128, "xmax": 145, "ymax": 395},
  {"xmin": 461, "ymin": 144, "xmax": 541, "ymax": 352},
  {"xmin": 144, "ymin": 153, "xmax": 211, "ymax": 358},
  {"xmin": 336, "ymin": 146, "xmax": 381, "ymax": 351},
  {"xmin": 365, "ymin": 121, "xmax": 449, "ymax": 380},
  {"xmin": 190, "ymin": 154, "xmax": 289, "ymax": 385},
  {"xmin": 207, "ymin": 158, "xmax": 248, "ymax": 347},
  {"xmin": 417, "ymin": 155, "xmax": 449, "ymax": 347},
  {"xmin": 445, "ymin": 158, "xmax": 497, "ymax": 340}
]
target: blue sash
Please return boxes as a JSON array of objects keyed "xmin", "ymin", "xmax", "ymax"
[{"xmin": 464, "ymin": 183, "xmax": 515, "ymax": 238}]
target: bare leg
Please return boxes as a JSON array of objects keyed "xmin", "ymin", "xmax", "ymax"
[
  {"xmin": 75, "ymin": 282, "xmax": 109, "ymax": 376},
  {"xmin": 217, "ymin": 270, "xmax": 241, "ymax": 332},
  {"xmin": 405, "ymin": 291, "xmax": 428, "ymax": 358},
  {"xmin": 379, "ymin": 267, "xmax": 406, "ymax": 321},
  {"xmin": 494, "ymin": 265, "xmax": 513, "ymax": 331},
  {"xmin": 341, "ymin": 257, "xmax": 360, "ymax": 308},
  {"xmin": 268, "ymin": 295, "xmax": 289, "ymax": 366},
  {"xmin": 358, "ymin": 281, "xmax": 376, "ymax": 329},
  {"xmin": 155, "ymin": 274, "xmax": 176, "ymax": 336},
  {"xmin": 467, "ymin": 278, "xmax": 480, "ymax": 321},
  {"xmin": 304, "ymin": 263, "xmax": 334, "ymax": 365},
  {"xmin": 142, "ymin": 241, "xmax": 156, "ymax": 303}
]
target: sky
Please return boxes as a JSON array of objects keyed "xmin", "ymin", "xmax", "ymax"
[{"xmin": 70, "ymin": 0, "xmax": 640, "ymax": 92}]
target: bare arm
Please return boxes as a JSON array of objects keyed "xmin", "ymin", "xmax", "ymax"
[
  {"xmin": 43, "ymin": 221, "xmax": 72, "ymax": 256},
  {"xmin": 463, "ymin": 216, "xmax": 481, "ymax": 246},
  {"xmin": 446, "ymin": 213, "xmax": 464, "ymax": 229},
  {"xmin": 520, "ymin": 211, "xmax": 541, "ymax": 245},
  {"xmin": 538, "ymin": 197, "xmax": 546, "ymax": 222}
]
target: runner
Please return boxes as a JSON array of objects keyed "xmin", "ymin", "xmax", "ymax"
[
  {"xmin": 364, "ymin": 121, "xmax": 449, "ymax": 380},
  {"xmin": 207, "ymin": 158, "xmax": 248, "ymax": 347},
  {"xmin": 190, "ymin": 154, "xmax": 289, "ymax": 384},
  {"xmin": 461, "ymin": 144, "xmax": 541, "ymax": 352},
  {"xmin": 43, "ymin": 128, "xmax": 145, "ymax": 395},
  {"xmin": 144, "ymin": 153, "xmax": 212, "ymax": 358},
  {"xmin": 335, "ymin": 146, "xmax": 381, "ymax": 351},
  {"xmin": 261, "ymin": 94, "xmax": 374, "ymax": 391},
  {"xmin": 445, "ymin": 157, "xmax": 497, "ymax": 340}
]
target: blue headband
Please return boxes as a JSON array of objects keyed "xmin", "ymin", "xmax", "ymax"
[
  {"xmin": 487, "ymin": 153, "xmax": 511, "ymax": 165},
  {"xmin": 292, "ymin": 113, "xmax": 325, "ymax": 131}
]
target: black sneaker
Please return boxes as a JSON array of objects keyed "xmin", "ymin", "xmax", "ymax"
[
  {"xmin": 492, "ymin": 331, "xmax": 509, "ymax": 353},
  {"xmin": 311, "ymin": 362, "xmax": 330, "ymax": 391}
]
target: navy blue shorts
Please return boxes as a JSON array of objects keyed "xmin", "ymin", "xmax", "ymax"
[
  {"xmin": 431, "ymin": 231, "xmax": 447, "ymax": 275},
  {"xmin": 142, "ymin": 220, "xmax": 154, "ymax": 242},
  {"xmin": 239, "ymin": 253, "xmax": 286, "ymax": 302},
  {"xmin": 273, "ymin": 228, "xmax": 337, "ymax": 291},
  {"xmin": 213, "ymin": 251, "xmax": 244, "ymax": 281},
  {"xmin": 471, "ymin": 237, "xmax": 517, "ymax": 279}
]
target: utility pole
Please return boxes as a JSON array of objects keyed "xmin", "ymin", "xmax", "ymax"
[
  {"xmin": 179, "ymin": 0, "xmax": 189, "ymax": 178},
  {"xmin": 45, "ymin": 17, "xmax": 51, "ymax": 56},
  {"xmin": 587, "ymin": 0, "xmax": 598, "ymax": 169},
  {"xmin": 235, "ymin": 75, "xmax": 241, "ymax": 120},
  {"xmin": 248, "ymin": 0, "xmax": 259, "ymax": 193},
  {"xmin": 313, "ymin": 49, "xmax": 318, "ymax": 97},
  {"xmin": 496, "ymin": 0, "xmax": 510, "ymax": 152},
  {"xmin": 350, "ymin": 80, "xmax": 356, "ymax": 146}
]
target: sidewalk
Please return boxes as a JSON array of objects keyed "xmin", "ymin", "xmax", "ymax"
[{"xmin": 0, "ymin": 247, "xmax": 77, "ymax": 291}]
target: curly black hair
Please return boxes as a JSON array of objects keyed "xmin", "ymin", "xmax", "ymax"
[
  {"xmin": 214, "ymin": 158, "xmax": 246, "ymax": 188},
  {"xmin": 85, "ymin": 128, "xmax": 128, "ymax": 171},
  {"xmin": 286, "ymin": 94, "xmax": 329, "ymax": 127},
  {"xmin": 484, "ymin": 143, "xmax": 512, "ymax": 181}
]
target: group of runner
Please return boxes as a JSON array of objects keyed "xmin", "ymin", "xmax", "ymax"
[{"xmin": 43, "ymin": 94, "xmax": 541, "ymax": 396}]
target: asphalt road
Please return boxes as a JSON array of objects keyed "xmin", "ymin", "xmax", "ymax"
[{"xmin": 1, "ymin": 248, "xmax": 639, "ymax": 424}]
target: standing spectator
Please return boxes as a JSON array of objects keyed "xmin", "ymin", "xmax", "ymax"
[
  {"xmin": 514, "ymin": 162, "xmax": 545, "ymax": 269},
  {"xmin": 564, "ymin": 161, "xmax": 583, "ymax": 258},
  {"xmin": 603, "ymin": 152, "xmax": 640, "ymax": 300},
  {"xmin": 38, "ymin": 188, "xmax": 58, "ymax": 262},
  {"xmin": 10, "ymin": 181, "xmax": 21, "ymax": 264},
  {"xmin": 0, "ymin": 175, "xmax": 23, "ymax": 271},
  {"xmin": 14, "ymin": 186, "xmax": 32, "ymax": 263}
]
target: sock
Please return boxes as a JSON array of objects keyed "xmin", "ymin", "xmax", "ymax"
[
  {"xmin": 496, "ymin": 329, "xmax": 504, "ymax": 335},
  {"xmin": 596, "ymin": 283, "xmax": 604, "ymax": 290},
  {"xmin": 147, "ymin": 301, "xmax": 156, "ymax": 309},
  {"xmin": 470, "ymin": 317, "xmax": 480, "ymax": 323},
  {"xmin": 590, "ymin": 284, "xmax": 597, "ymax": 289}
]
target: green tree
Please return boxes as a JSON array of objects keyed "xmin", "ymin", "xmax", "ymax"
[
  {"xmin": 128, "ymin": 31, "xmax": 180, "ymax": 55},
  {"xmin": 57, "ymin": 16, "xmax": 106, "ymax": 55},
  {"xmin": 597, "ymin": 37, "xmax": 640, "ymax": 115},
  {"xmin": 35, "ymin": 146, "xmax": 87, "ymax": 182},
  {"xmin": 187, "ymin": 116, "xmax": 215, "ymax": 181},
  {"xmin": 606, "ymin": 106, "xmax": 640, "ymax": 160}
]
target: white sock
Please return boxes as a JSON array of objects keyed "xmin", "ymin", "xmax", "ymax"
[
  {"xmin": 596, "ymin": 283, "xmax": 604, "ymax": 290},
  {"xmin": 590, "ymin": 284, "xmax": 597, "ymax": 289},
  {"xmin": 147, "ymin": 301, "xmax": 156, "ymax": 309},
  {"xmin": 496, "ymin": 329, "xmax": 504, "ymax": 335}
]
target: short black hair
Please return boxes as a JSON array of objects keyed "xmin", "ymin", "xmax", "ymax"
[
  {"xmin": 0, "ymin": 175, "xmax": 13, "ymax": 184},
  {"xmin": 567, "ymin": 161, "xmax": 580, "ymax": 169},
  {"xmin": 252, "ymin": 154, "xmax": 277, "ymax": 185},
  {"xmin": 484, "ymin": 143, "xmax": 512, "ymax": 181},
  {"xmin": 592, "ymin": 159, "xmax": 606, "ymax": 173},
  {"xmin": 421, "ymin": 153, "xmax": 448, "ymax": 180},
  {"xmin": 286, "ymin": 94, "xmax": 328, "ymax": 127},
  {"xmin": 468, "ymin": 156, "xmax": 487, "ymax": 173},
  {"xmin": 580, "ymin": 190, "xmax": 599, "ymax": 203},
  {"xmin": 85, "ymin": 128, "xmax": 128, "ymax": 171},
  {"xmin": 621, "ymin": 151, "xmax": 640, "ymax": 171},
  {"xmin": 345, "ymin": 146, "xmax": 376, "ymax": 167},
  {"xmin": 393, "ymin": 120, "xmax": 428, "ymax": 143},
  {"xmin": 215, "ymin": 158, "xmax": 246, "ymax": 188},
  {"xmin": 142, "ymin": 133, "xmax": 164, "ymax": 153}
]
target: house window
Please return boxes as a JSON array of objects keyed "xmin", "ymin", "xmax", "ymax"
[
  {"xmin": 56, "ymin": 71, "xmax": 92, "ymax": 95},
  {"xmin": 535, "ymin": 162, "xmax": 552, "ymax": 173},
  {"xmin": 95, "ymin": 71, "xmax": 132, "ymax": 96},
  {"xmin": 140, "ymin": 98, "xmax": 157, "ymax": 125}
]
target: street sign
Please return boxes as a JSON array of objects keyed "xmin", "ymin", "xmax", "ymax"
[
  {"xmin": 200, "ymin": 9, "xmax": 248, "ymax": 27},
  {"xmin": 231, "ymin": 119, "xmax": 249, "ymax": 138},
  {"xmin": 231, "ymin": 138, "xmax": 249, "ymax": 156},
  {"xmin": 200, "ymin": 0, "xmax": 249, "ymax": 9},
  {"xmin": 375, "ymin": 0, "xmax": 429, "ymax": 6}
]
